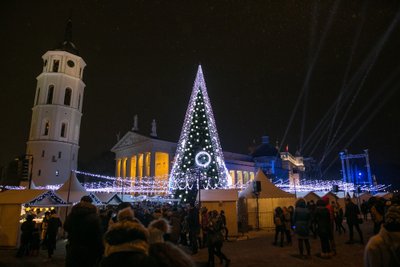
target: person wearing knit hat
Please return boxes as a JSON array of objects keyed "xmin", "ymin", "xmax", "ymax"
[
  {"xmin": 147, "ymin": 218, "xmax": 171, "ymax": 244},
  {"xmin": 100, "ymin": 220, "xmax": 154, "ymax": 267},
  {"xmin": 364, "ymin": 205, "xmax": 400, "ymax": 267}
]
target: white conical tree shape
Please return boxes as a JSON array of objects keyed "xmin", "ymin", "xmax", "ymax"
[{"xmin": 169, "ymin": 65, "xmax": 230, "ymax": 201}]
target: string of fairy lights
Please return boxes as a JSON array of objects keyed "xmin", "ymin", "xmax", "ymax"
[{"xmin": 4, "ymin": 169, "xmax": 388, "ymax": 195}]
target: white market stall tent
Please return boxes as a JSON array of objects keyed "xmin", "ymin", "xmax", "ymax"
[
  {"xmin": 198, "ymin": 189, "xmax": 239, "ymax": 237},
  {"xmin": 55, "ymin": 171, "xmax": 102, "ymax": 223},
  {"xmin": 239, "ymin": 169, "xmax": 295, "ymax": 230},
  {"xmin": 56, "ymin": 171, "xmax": 101, "ymax": 205},
  {"xmin": 296, "ymin": 191, "xmax": 321, "ymax": 203},
  {"xmin": 0, "ymin": 189, "xmax": 66, "ymax": 247},
  {"xmin": 94, "ymin": 192, "xmax": 123, "ymax": 206}
]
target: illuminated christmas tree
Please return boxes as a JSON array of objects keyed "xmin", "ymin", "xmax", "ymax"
[{"xmin": 169, "ymin": 65, "xmax": 230, "ymax": 203}]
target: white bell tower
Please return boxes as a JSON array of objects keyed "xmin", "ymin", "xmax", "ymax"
[{"xmin": 26, "ymin": 19, "xmax": 86, "ymax": 186}]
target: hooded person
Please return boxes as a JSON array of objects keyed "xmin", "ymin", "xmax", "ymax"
[
  {"xmin": 364, "ymin": 205, "xmax": 400, "ymax": 267},
  {"xmin": 100, "ymin": 220, "xmax": 155, "ymax": 267},
  {"xmin": 64, "ymin": 196, "xmax": 104, "ymax": 267}
]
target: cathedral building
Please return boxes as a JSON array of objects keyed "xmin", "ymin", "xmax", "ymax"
[{"xmin": 25, "ymin": 19, "xmax": 86, "ymax": 186}]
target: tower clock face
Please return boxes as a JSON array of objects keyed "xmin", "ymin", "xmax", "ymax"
[
  {"xmin": 67, "ymin": 60, "xmax": 75, "ymax": 68},
  {"xmin": 195, "ymin": 151, "xmax": 211, "ymax": 168}
]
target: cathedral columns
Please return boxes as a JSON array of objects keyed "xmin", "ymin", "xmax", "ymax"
[
  {"xmin": 150, "ymin": 152, "xmax": 156, "ymax": 178},
  {"xmin": 116, "ymin": 158, "xmax": 121, "ymax": 177}
]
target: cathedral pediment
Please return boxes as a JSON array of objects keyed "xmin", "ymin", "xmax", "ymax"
[{"xmin": 111, "ymin": 131, "xmax": 151, "ymax": 151}]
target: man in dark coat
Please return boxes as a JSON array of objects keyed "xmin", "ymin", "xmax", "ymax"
[
  {"xmin": 345, "ymin": 198, "xmax": 364, "ymax": 244},
  {"xmin": 64, "ymin": 196, "xmax": 104, "ymax": 267},
  {"xmin": 187, "ymin": 204, "xmax": 200, "ymax": 254},
  {"xmin": 16, "ymin": 214, "xmax": 35, "ymax": 257},
  {"xmin": 46, "ymin": 209, "xmax": 62, "ymax": 258}
]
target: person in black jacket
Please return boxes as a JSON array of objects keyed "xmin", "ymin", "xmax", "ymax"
[
  {"xmin": 46, "ymin": 209, "xmax": 62, "ymax": 259},
  {"xmin": 314, "ymin": 199, "xmax": 332, "ymax": 258},
  {"xmin": 64, "ymin": 196, "xmax": 104, "ymax": 267},
  {"xmin": 16, "ymin": 214, "xmax": 36, "ymax": 257},
  {"xmin": 344, "ymin": 198, "xmax": 364, "ymax": 244}
]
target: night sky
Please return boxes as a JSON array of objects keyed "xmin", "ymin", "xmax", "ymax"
[{"xmin": 1, "ymin": 1, "xmax": 399, "ymax": 185}]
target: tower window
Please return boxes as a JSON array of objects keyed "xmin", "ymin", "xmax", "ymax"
[
  {"xmin": 44, "ymin": 60, "xmax": 47, "ymax": 67},
  {"xmin": 47, "ymin": 85, "xmax": 54, "ymax": 104},
  {"xmin": 42, "ymin": 150, "xmax": 45, "ymax": 157},
  {"xmin": 52, "ymin": 60, "xmax": 60, "ymax": 72},
  {"xmin": 56, "ymin": 170, "xmax": 59, "ymax": 176},
  {"xmin": 44, "ymin": 121, "xmax": 50, "ymax": 136},
  {"xmin": 35, "ymin": 88, "xmax": 40, "ymax": 105},
  {"xmin": 61, "ymin": 123, "xmax": 67, "ymax": 138},
  {"xmin": 38, "ymin": 169, "xmax": 41, "ymax": 176},
  {"xmin": 64, "ymin": 88, "xmax": 72, "ymax": 106},
  {"xmin": 58, "ymin": 151, "xmax": 62, "ymax": 159}
]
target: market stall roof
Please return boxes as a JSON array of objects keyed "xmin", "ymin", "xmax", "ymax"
[
  {"xmin": 94, "ymin": 192, "xmax": 122, "ymax": 205},
  {"xmin": 297, "ymin": 191, "xmax": 322, "ymax": 201},
  {"xmin": 239, "ymin": 169, "xmax": 295, "ymax": 199},
  {"xmin": 0, "ymin": 189, "xmax": 48, "ymax": 204},
  {"xmin": 198, "ymin": 189, "xmax": 239, "ymax": 202},
  {"xmin": 0, "ymin": 189, "xmax": 66, "ymax": 206},
  {"xmin": 56, "ymin": 171, "xmax": 101, "ymax": 204}
]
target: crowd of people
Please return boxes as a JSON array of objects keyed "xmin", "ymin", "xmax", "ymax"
[
  {"xmin": 273, "ymin": 194, "xmax": 400, "ymax": 265},
  {"xmin": 15, "ymin": 192, "xmax": 399, "ymax": 266},
  {"xmin": 16, "ymin": 196, "xmax": 230, "ymax": 267}
]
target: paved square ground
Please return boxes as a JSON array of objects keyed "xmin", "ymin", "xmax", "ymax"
[{"xmin": 0, "ymin": 221, "xmax": 372, "ymax": 267}]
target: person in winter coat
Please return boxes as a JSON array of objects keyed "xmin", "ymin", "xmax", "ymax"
[
  {"xmin": 187, "ymin": 204, "xmax": 200, "ymax": 254},
  {"xmin": 364, "ymin": 205, "xmax": 400, "ymax": 267},
  {"xmin": 293, "ymin": 199, "xmax": 311, "ymax": 258},
  {"xmin": 46, "ymin": 209, "xmax": 62, "ymax": 259},
  {"xmin": 64, "ymin": 196, "xmax": 104, "ymax": 267},
  {"xmin": 273, "ymin": 207, "xmax": 285, "ymax": 247},
  {"xmin": 41, "ymin": 211, "xmax": 50, "ymax": 249},
  {"xmin": 16, "ymin": 214, "xmax": 36, "ymax": 257},
  {"xmin": 100, "ymin": 220, "xmax": 155, "ymax": 267},
  {"xmin": 148, "ymin": 218, "xmax": 171, "ymax": 244},
  {"xmin": 314, "ymin": 199, "xmax": 332, "ymax": 258},
  {"xmin": 282, "ymin": 207, "xmax": 292, "ymax": 245},
  {"xmin": 206, "ymin": 210, "xmax": 230, "ymax": 267},
  {"xmin": 334, "ymin": 202, "xmax": 346, "ymax": 234},
  {"xmin": 167, "ymin": 210, "xmax": 181, "ymax": 244},
  {"xmin": 345, "ymin": 198, "xmax": 364, "ymax": 244},
  {"xmin": 201, "ymin": 207, "xmax": 209, "ymax": 248}
]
